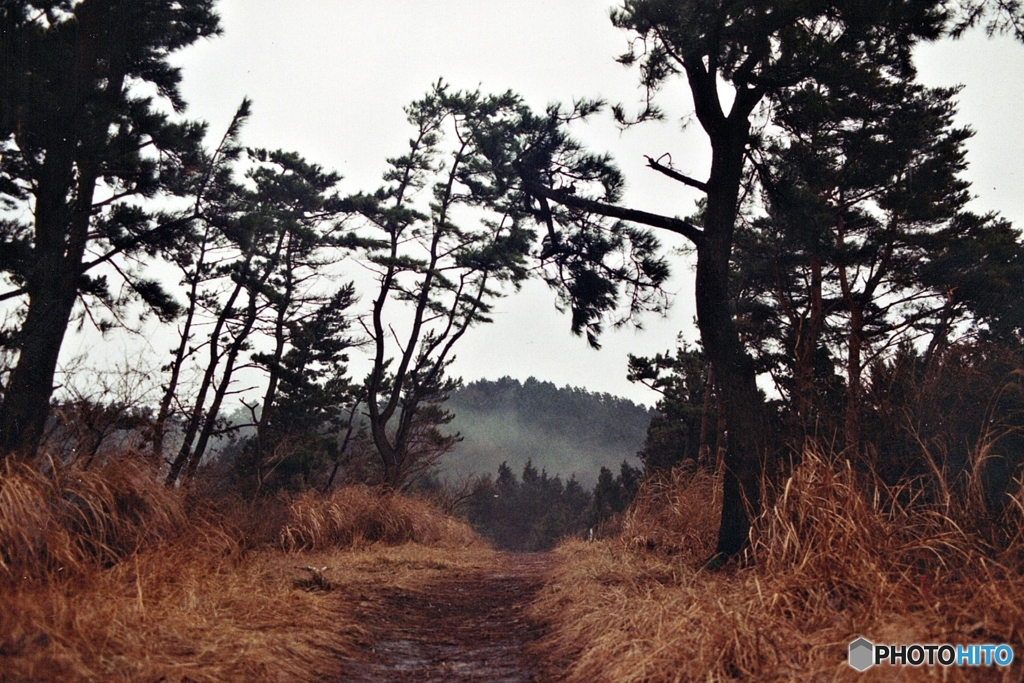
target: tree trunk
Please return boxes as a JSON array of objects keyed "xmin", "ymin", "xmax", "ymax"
[
  {"xmin": 0, "ymin": 160, "xmax": 104, "ymax": 460},
  {"xmin": 182, "ymin": 233, "xmax": 283, "ymax": 480},
  {"xmin": 696, "ymin": 114, "xmax": 767, "ymax": 561},
  {"xmin": 322, "ymin": 398, "xmax": 361, "ymax": 493},
  {"xmin": 0, "ymin": 4, "xmax": 114, "ymax": 461},
  {"xmin": 164, "ymin": 278, "xmax": 242, "ymax": 485},
  {"xmin": 697, "ymin": 266, "xmax": 765, "ymax": 559},
  {"xmin": 152, "ymin": 229, "xmax": 211, "ymax": 466},
  {"xmin": 521, "ymin": 69, "xmax": 769, "ymax": 560},
  {"xmin": 0, "ymin": 267, "xmax": 80, "ymax": 458},
  {"xmin": 251, "ymin": 244, "xmax": 294, "ymax": 478},
  {"xmin": 184, "ymin": 293, "xmax": 259, "ymax": 479},
  {"xmin": 836, "ymin": 218, "xmax": 864, "ymax": 455},
  {"xmin": 790, "ymin": 253, "xmax": 824, "ymax": 438},
  {"xmin": 844, "ymin": 305, "xmax": 864, "ymax": 452},
  {"xmin": 698, "ymin": 361, "xmax": 715, "ymax": 467}
]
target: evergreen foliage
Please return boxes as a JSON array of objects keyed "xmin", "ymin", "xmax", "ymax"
[
  {"xmin": 732, "ymin": 72, "xmax": 1024, "ymax": 450},
  {"xmin": 163, "ymin": 145, "xmax": 355, "ymax": 485},
  {"xmin": 510, "ymin": 0, "xmax": 1024, "ymax": 560},
  {"xmin": 628, "ymin": 344, "xmax": 717, "ymax": 474},
  {"xmin": 591, "ymin": 461, "xmax": 643, "ymax": 524},
  {"xmin": 467, "ymin": 460, "xmax": 590, "ymax": 551},
  {"xmin": 0, "ymin": 0, "xmax": 221, "ymax": 459},
  {"xmin": 466, "ymin": 458, "xmax": 642, "ymax": 551},
  {"xmin": 348, "ymin": 82, "xmax": 668, "ymax": 488},
  {"xmin": 348, "ymin": 84, "xmax": 538, "ymax": 488}
]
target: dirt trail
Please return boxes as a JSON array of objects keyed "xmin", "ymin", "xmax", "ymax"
[{"xmin": 339, "ymin": 552, "xmax": 554, "ymax": 682}]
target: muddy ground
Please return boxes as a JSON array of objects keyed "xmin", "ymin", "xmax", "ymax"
[{"xmin": 337, "ymin": 552, "xmax": 554, "ymax": 682}]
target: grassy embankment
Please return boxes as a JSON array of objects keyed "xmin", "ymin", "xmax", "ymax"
[
  {"xmin": 535, "ymin": 446, "xmax": 1024, "ymax": 682},
  {"xmin": 0, "ymin": 460, "xmax": 485, "ymax": 682},
  {"xmin": 6, "ymin": 446, "xmax": 1024, "ymax": 682}
]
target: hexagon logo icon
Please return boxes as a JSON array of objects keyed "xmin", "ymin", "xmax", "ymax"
[{"xmin": 849, "ymin": 638, "xmax": 874, "ymax": 671}]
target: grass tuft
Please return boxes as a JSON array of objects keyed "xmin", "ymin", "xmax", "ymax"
[
  {"xmin": 535, "ymin": 444, "xmax": 1024, "ymax": 682},
  {"xmin": 620, "ymin": 465, "xmax": 720, "ymax": 562},
  {"xmin": 0, "ymin": 460, "xmax": 189, "ymax": 583},
  {"xmin": 279, "ymin": 485, "xmax": 479, "ymax": 551}
]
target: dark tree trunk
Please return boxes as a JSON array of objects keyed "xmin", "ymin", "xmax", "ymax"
[
  {"xmin": 184, "ymin": 293, "xmax": 259, "ymax": 479},
  {"xmin": 164, "ymin": 276, "xmax": 246, "ymax": 485},
  {"xmin": 696, "ymin": 209, "xmax": 767, "ymax": 559},
  {"xmin": 152, "ymin": 228, "xmax": 211, "ymax": 466},
  {"xmin": 322, "ymin": 398, "xmax": 362, "ymax": 493},
  {"xmin": 0, "ymin": 267, "xmax": 80, "ymax": 458},
  {"xmin": 523, "ymin": 89, "xmax": 769, "ymax": 560},
  {"xmin": 690, "ymin": 84, "xmax": 768, "ymax": 561},
  {"xmin": 250, "ymin": 245, "xmax": 294, "ymax": 481},
  {"xmin": 791, "ymin": 254, "xmax": 824, "ymax": 437},
  {"xmin": 844, "ymin": 306, "xmax": 864, "ymax": 452},
  {"xmin": 0, "ymin": 5, "xmax": 114, "ymax": 461},
  {"xmin": 837, "ymin": 218, "xmax": 865, "ymax": 455},
  {"xmin": 177, "ymin": 233, "xmax": 281, "ymax": 482},
  {"xmin": 697, "ymin": 361, "xmax": 715, "ymax": 468}
]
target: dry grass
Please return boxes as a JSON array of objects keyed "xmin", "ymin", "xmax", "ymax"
[
  {"xmin": 0, "ymin": 541, "xmax": 498, "ymax": 683},
  {"xmin": 619, "ymin": 466, "xmax": 720, "ymax": 561},
  {"xmin": 0, "ymin": 460, "xmax": 484, "ymax": 682},
  {"xmin": 0, "ymin": 460, "xmax": 189, "ymax": 583},
  {"xmin": 279, "ymin": 485, "xmax": 479, "ymax": 551},
  {"xmin": 1, "ymin": 544, "xmax": 358, "ymax": 682},
  {"xmin": 534, "ymin": 446, "xmax": 1024, "ymax": 682}
]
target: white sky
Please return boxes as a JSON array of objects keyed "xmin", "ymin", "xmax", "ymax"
[{"xmin": 102, "ymin": 1, "xmax": 1024, "ymax": 407}]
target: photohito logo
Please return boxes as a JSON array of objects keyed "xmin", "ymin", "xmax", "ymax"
[{"xmin": 848, "ymin": 638, "xmax": 1014, "ymax": 671}]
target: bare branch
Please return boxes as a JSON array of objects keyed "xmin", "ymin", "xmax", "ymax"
[
  {"xmin": 523, "ymin": 180, "xmax": 704, "ymax": 245},
  {"xmin": 644, "ymin": 154, "xmax": 708, "ymax": 193}
]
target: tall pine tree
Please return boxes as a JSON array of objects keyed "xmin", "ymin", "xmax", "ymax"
[
  {"xmin": 0, "ymin": 0, "xmax": 220, "ymax": 461},
  {"xmin": 506, "ymin": 0, "xmax": 1024, "ymax": 561}
]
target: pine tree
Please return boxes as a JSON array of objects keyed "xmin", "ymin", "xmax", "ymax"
[
  {"xmin": 629, "ymin": 343, "xmax": 716, "ymax": 473},
  {"xmin": 150, "ymin": 99, "xmax": 251, "ymax": 467},
  {"xmin": 349, "ymin": 83, "xmax": 668, "ymax": 488},
  {"xmin": 0, "ymin": 0, "xmax": 220, "ymax": 461},
  {"xmin": 164, "ymin": 148, "xmax": 351, "ymax": 485},
  {"xmin": 502, "ymin": 0, "xmax": 1024, "ymax": 562}
]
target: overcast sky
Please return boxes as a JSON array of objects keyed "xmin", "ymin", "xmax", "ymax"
[{"xmin": 135, "ymin": 1, "xmax": 1024, "ymax": 406}]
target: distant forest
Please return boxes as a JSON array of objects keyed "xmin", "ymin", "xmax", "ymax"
[{"xmin": 442, "ymin": 377, "xmax": 652, "ymax": 487}]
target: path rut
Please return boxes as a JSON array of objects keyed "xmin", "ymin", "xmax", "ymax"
[{"xmin": 339, "ymin": 552, "xmax": 553, "ymax": 682}]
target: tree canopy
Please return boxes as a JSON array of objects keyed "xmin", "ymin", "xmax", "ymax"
[
  {"xmin": 515, "ymin": 0, "xmax": 1024, "ymax": 562},
  {"xmin": 0, "ymin": 0, "xmax": 221, "ymax": 458}
]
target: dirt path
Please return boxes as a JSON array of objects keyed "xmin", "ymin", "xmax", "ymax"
[{"xmin": 339, "ymin": 552, "xmax": 554, "ymax": 682}]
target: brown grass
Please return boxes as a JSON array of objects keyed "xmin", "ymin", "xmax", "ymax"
[
  {"xmin": 0, "ymin": 460, "xmax": 483, "ymax": 682},
  {"xmin": 534, "ymin": 446, "xmax": 1024, "ymax": 682},
  {"xmin": 619, "ymin": 465, "xmax": 720, "ymax": 561},
  {"xmin": 279, "ymin": 485, "xmax": 479, "ymax": 551},
  {"xmin": 0, "ymin": 460, "xmax": 192, "ymax": 583}
]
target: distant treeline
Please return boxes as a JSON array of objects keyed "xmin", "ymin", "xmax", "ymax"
[
  {"xmin": 442, "ymin": 377, "xmax": 653, "ymax": 487},
  {"xmin": 465, "ymin": 459, "xmax": 641, "ymax": 551}
]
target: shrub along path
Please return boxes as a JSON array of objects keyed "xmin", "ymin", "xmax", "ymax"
[{"xmin": 338, "ymin": 552, "xmax": 554, "ymax": 682}]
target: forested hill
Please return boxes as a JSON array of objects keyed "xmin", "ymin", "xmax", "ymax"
[{"xmin": 441, "ymin": 377, "xmax": 652, "ymax": 486}]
